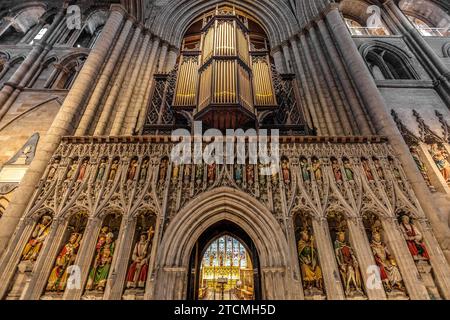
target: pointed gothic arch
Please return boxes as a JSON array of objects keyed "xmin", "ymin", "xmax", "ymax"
[{"xmin": 153, "ymin": 187, "xmax": 297, "ymax": 300}]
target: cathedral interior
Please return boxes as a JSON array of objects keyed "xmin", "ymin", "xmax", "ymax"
[{"xmin": 0, "ymin": 0, "xmax": 449, "ymax": 300}]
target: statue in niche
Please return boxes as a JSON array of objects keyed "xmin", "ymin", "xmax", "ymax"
[
  {"xmin": 281, "ymin": 159, "xmax": 290, "ymax": 185},
  {"xmin": 183, "ymin": 164, "xmax": 191, "ymax": 184},
  {"xmin": 235, "ymin": 165, "xmax": 243, "ymax": 183},
  {"xmin": 297, "ymin": 229, "xmax": 323, "ymax": 293},
  {"xmin": 300, "ymin": 158, "xmax": 311, "ymax": 182},
  {"xmin": 109, "ymin": 159, "xmax": 120, "ymax": 181},
  {"xmin": 139, "ymin": 159, "xmax": 149, "ymax": 182},
  {"xmin": 334, "ymin": 230, "xmax": 364, "ymax": 296},
  {"xmin": 399, "ymin": 214, "xmax": 430, "ymax": 262},
  {"xmin": 312, "ymin": 158, "xmax": 322, "ymax": 182},
  {"xmin": 66, "ymin": 162, "xmax": 77, "ymax": 181},
  {"xmin": 409, "ymin": 147, "xmax": 432, "ymax": 188},
  {"xmin": 172, "ymin": 164, "xmax": 180, "ymax": 182},
  {"xmin": 271, "ymin": 165, "xmax": 278, "ymax": 185},
  {"xmin": 86, "ymin": 229, "xmax": 116, "ymax": 291},
  {"xmin": 332, "ymin": 159, "xmax": 343, "ymax": 183},
  {"xmin": 47, "ymin": 159, "xmax": 60, "ymax": 181},
  {"xmin": 429, "ymin": 143, "xmax": 450, "ymax": 183},
  {"xmin": 21, "ymin": 215, "xmax": 53, "ymax": 262},
  {"xmin": 343, "ymin": 159, "xmax": 354, "ymax": 181},
  {"xmin": 96, "ymin": 158, "xmax": 107, "ymax": 182},
  {"xmin": 373, "ymin": 158, "xmax": 385, "ymax": 180},
  {"xmin": 196, "ymin": 163, "xmax": 204, "ymax": 184},
  {"xmin": 207, "ymin": 163, "xmax": 216, "ymax": 183},
  {"xmin": 361, "ymin": 158, "xmax": 374, "ymax": 181},
  {"xmin": 127, "ymin": 159, "xmax": 139, "ymax": 181},
  {"xmin": 369, "ymin": 225, "xmax": 405, "ymax": 293},
  {"xmin": 159, "ymin": 158, "xmax": 168, "ymax": 183},
  {"xmin": 46, "ymin": 232, "xmax": 82, "ymax": 292},
  {"xmin": 126, "ymin": 226, "xmax": 155, "ymax": 289},
  {"xmin": 388, "ymin": 158, "xmax": 402, "ymax": 181},
  {"xmin": 77, "ymin": 159, "xmax": 89, "ymax": 181},
  {"xmin": 246, "ymin": 165, "xmax": 254, "ymax": 185}
]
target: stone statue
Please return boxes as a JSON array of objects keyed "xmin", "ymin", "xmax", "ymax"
[
  {"xmin": 86, "ymin": 232, "xmax": 116, "ymax": 291},
  {"xmin": 332, "ymin": 159, "xmax": 343, "ymax": 183},
  {"xmin": 159, "ymin": 158, "xmax": 168, "ymax": 183},
  {"xmin": 235, "ymin": 165, "xmax": 243, "ymax": 183},
  {"xmin": 373, "ymin": 158, "xmax": 385, "ymax": 180},
  {"xmin": 127, "ymin": 159, "xmax": 139, "ymax": 181},
  {"xmin": 369, "ymin": 230, "xmax": 404, "ymax": 292},
  {"xmin": 362, "ymin": 158, "xmax": 374, "ymax": 181},
  {"xmin": 312, "ymin": 159, "xmax": 322, "ymax": 182},
  {"xmin": 96, "ymin": 158, "xmax": 107, "ymax": 182},
  {"xmin": 196, "ymin": 163, "xmax": 204, "ymax": 184},
  {"xmin": 183, "ymin": 164, "xmax": 191, "ymax": 184},
  {"xmin": 334, "ymin": 231, "xmax": 363, "ymax": 296},
  {"xmin": 246, "ymin": 164, "xmax": 254, "ymax": 185},
  {"xmin": 297, "ymin": 230, "xmax": 323, "ymax": 292},
  {"xmin": 140, "ymin": 159, "xmax": 149, "ymax": 182},
  {"xmin": 207, "ymin": 163, "xmax": 216, "ymax": 183},
  {"xmin": 258, "ymin": 163, "xmax": 266, "ymax": 187},
  {"xmin": 126, "ymin": 226, "xmax": 155, "ymax": 289},
  {"xmin": 66, "ymin": 162, "xmax": 77, "ymax": 181},
  {"xmin": 343, "ymin": 159, "xmax": 354, "ymax": 181},
  {"xmin": 47, "ymin": 159, "xmax": 60, "ymax": 181},
  {"xmin": 21, "ymin": 215, "xmax": 53, "ymax": 262},
  {"xmin": 46, "ymin": 232, "xmax": 82, "ymax": 292},
  {"xmin": 281, "ymin": 159, "xmax": 290, "ymax": 184},
  {"xmin": 109, "ymin": 159, "xmax": 119, "ymax": 181},
  {"xmin": 429, "ymin": 143, "xmax": 450, "ymax": 182},
  {"xmin": 399, "ymin": 215, "xmax": 430, "ymax": 261},
  {"xmin": 300, "ymin": 158, "xmax": 311, "ymax": 182},
  {"xmin": 77, "ymin": 159, "xmax": 89, "ymax": 181}
]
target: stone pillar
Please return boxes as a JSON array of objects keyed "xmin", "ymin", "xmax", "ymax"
[
  {"xmin": 289, "ymin": 37, "xmax": 321, "ymax": 134},
  {"xmin": 347, "ymin": 218, "xmax": 387, "ymax": 299},
  {"xmin": 135, "ymin": 38, "xmax": 161, "ymax": 134},
  {"xmin": 94, "ymin": 25, "xmax": 142, "ymax": 136},
  {"xmin": 380, "ymin": 217, "xmax": 429, "ymax": 300},
  {"xmin": 324, "ymin": 4, "xmax": 450, "ymax": 264},
  {"xmin": 281, "ymin": 41, "xmax": 293, "ymax": 73},
  {"xmin": 315, "ymin": 19, "xmax": 372, "ymax": 135},
  {"xmin": 308, "ymin": 25, "xmax": 353, "ymax": 135},
  {"xmin": 311, "ymin": 218, "xmax": 346, "ymax": 299},
  {"xmin": 75, "ymin": 18, "xmax": 135, "ymax": 136},
  {"xmin": 0, "ymin": 5, "xmax": 126, "ymax": 258},
  {"xmin": 157, "ymin": 41, "xmax": 169, "ymax": 73},
  {"xmin": 0, "ymin": 8, "xmax": 65, "ymax": 120},
  {"xmin": 165, "ymin": 46, "xmax": 179, "ymax": 73},
  {"xmin": 111, "ymin": 29, "xmax": 149, "ymax": 135},
  {"xmin": 299, "ymin": 33, "xmax": 337, "ymax": 135}
]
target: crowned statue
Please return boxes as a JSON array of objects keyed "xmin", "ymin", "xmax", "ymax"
[
  {"xmin": 86, "ymin": 231, "xmax": 116, "ymax": 291},
  {"xmin": 297, "ymin": 229, "xmax": 323, "ymax": 293}
]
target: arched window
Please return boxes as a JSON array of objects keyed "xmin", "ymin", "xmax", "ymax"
[
  {"xmin": 29, "ymin": 57, "xmax": 57, "ymax": 89},
  {"xmin": 0, "ymin": 5, "xmax": 46, "ymax": 45},
  {"xmin": 49, "ymin": 55, "xmax": 86, "ymax": 89},
  {"xmin": 0, "ymin": 56, "xmax": 24, "ymax": 89},
  {"xmin": 400, "ymin": 0, "xmax": 450, "ymax": 37},
  {"xmin": 362, "ymin": 44, "xmax": 418, "ymax": 80}
]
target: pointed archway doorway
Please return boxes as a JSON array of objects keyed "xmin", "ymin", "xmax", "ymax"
[
  {"xmin": 187, "ymin": 220, "xmax": 261, "ymax": 300},
  {"xmin": 152, "ymin": 187, "xmax": 299, "ymax": 300}
]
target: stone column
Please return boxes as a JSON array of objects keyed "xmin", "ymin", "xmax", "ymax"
[
  {"xmin": 0, "ymin": 5, "xmax": 126, "ymax": 258},
  {"xmin": 94, "ymin": 25, "xmax": 142, "ymax": 136},
  {"xmin": 308, "ymin": 25, "xmax": 353, "ymax": 135},
  {"xmin": 75, "ymin": 18, "xmax": 135, "ymax": 136},
  {"xmin": 299, "ymin": 33, "xmax": 337, "ymax": 135},
  {"xmin": 135, "ymin": 38, "xmax": 161, "ymax": 134},
  {"xmin": 289, "ymin": 37, "xmax": 321, "ymax": 134},
  {"xmin": 157, "ymin": 41, "xmax": 169, "ymax": 73},
  {"xmin": 111, "ymin": 29, "xmax": 150, "ymax": 135},
  {"xmin": 311, "ymin": 218, "xmax": 346, "ymax": 299},
  {"xmin": 0, "ymin": 8, "xmax": 65, "ymax": 120},
  {"xmin": 324, "ymin": 4, "xmax": 450, "ymax": 264},
  {"xmin": 165, "ymin": 46, "xmax": 179, "ymax": 73},
  {"xmin": 316, "ymin": 18, "xmax": 372, "ymax": 135},
  {"xmin": 347, "ymin": 218, "xmax": 387, "ymax": 299},
  {"xmin": 281, "ymin": 41, "xmax": 293, "ymax": 73}
]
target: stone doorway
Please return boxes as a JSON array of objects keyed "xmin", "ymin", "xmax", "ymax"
[{"xmin": 187, "ymin": 220, "xmax": 261, "ymax": 300}]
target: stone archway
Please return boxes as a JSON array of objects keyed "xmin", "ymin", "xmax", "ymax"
[{"xmin": 152, "ymin": 187, "xmax": 298, "ymax": 300}]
